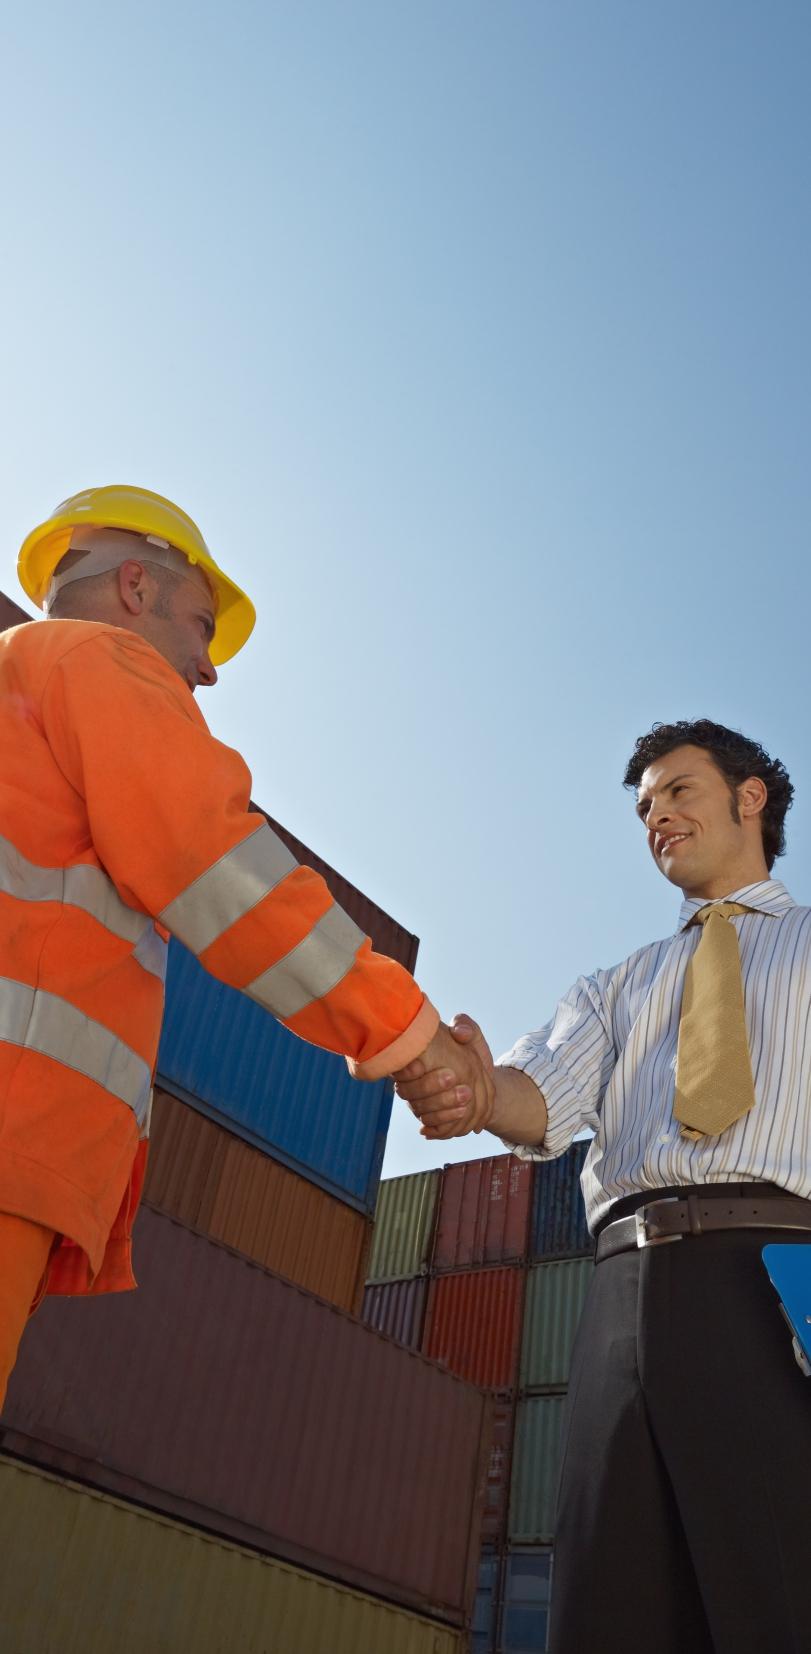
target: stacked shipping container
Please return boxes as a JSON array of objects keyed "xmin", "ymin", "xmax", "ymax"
[
  {"xmin": 1, "ymin": 1455, "xmax": 468, "ymax": 1654},
  {"xmin": 363, "ymin": 1138, "xmax": 594, "ymax": 1653},
  {"xmin": 0, "ymin": 590, "xmax": 490, "ymax": 1646},
  {"xmin": 2, "ymin": 1208, "xmax": 490, "ymax": 1626}
]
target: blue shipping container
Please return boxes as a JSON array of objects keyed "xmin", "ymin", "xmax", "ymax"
[
  {"xmin": 157, "ymin": 941, "xmax": 393, "ymax": 1214},
  {"xmin": 531, "ymin": 1140, "xmax": 592, "ymax": 1260}
]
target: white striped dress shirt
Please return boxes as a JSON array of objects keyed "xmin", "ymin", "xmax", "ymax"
[{"xmin": 498, "ymin": 880, "xmax": 811, "ymax": 1232}]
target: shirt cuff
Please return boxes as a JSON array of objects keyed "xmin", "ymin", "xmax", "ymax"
[
  {"xmin": 347, "ymin": 997, "xmax": 440, "ymax": 1081},
  {"xmin": 495, "ymin": 1047, "xmax": 583, "ymax": 1160}
]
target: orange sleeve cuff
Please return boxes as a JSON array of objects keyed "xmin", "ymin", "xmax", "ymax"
[{"xmin": 347, "ymin": 996, "xmax": 440, "ymax": 1081}]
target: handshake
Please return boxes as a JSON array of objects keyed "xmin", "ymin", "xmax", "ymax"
[{"xmin": 393, "ymin": 1016, "xmax": 495, "ymax": 1141}]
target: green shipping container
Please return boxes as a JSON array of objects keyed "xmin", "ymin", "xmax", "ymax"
[
  {"xmin": 508, "ymin": 1395, "xmax": 568, "ymax": 1543},
  {"xmin": 519, "ymin": 1258, "xmax": 593, "ymax": 1391},
  {"xmin": 367, "ymin": 1170, "xmax": 441, "ymax": 1282},
  {"xmin": 0, "ymin": 1457, "xmax": 463, "ymax": 1654}
]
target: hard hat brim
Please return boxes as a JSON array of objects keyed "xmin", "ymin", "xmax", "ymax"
[{"xmin": 18, "ymin": 505, "xmax": 256, "ymax": 666}]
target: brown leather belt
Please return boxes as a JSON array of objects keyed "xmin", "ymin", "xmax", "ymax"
[{"xmin": 595, "ymin": 1191, "xmax": 811, "ymax": 1263}]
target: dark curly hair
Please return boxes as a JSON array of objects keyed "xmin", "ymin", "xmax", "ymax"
[{"xmin": 623, "ymin": 719, "xmax": 794, "ymax": 871}]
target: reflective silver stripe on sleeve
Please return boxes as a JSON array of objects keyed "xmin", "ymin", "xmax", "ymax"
[
  {"xmin": 159, "ymin": 823, "xmax": 298, "ymax": 955},
  {"xmin": 247, "ymin": 902, "xmax": 366, "ymax": 1021},
  {"xmin": 0, "ymin": 834, "xmax": 164, "ymax": 981},
  {"xmin": 0, "ymin": 977, "xmax": 152, "ymax": 1131},
  {"xmin": 133, "ymin": 925, "xmax": 169, "ymax": 983}
]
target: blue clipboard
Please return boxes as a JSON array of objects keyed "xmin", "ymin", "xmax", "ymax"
[{"xmin": 762, "ymin": 1244, "xmax": 811, "ymax": 1377}]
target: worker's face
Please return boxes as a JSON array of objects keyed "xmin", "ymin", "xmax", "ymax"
[
  {"xmin": 635, "ymin": 745, "xmax": 768, "ymax": 900},
  {"xmin": 125, "ymin": 563, "xmax": 218, "ymax": 691}
]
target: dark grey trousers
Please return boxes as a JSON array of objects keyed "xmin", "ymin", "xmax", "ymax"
[{"xmin": 548, "ymin": 1207, "xmax": 811, "ymax": 1654}]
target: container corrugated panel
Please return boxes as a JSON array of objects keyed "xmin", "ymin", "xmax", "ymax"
[
  {"xmin": 432, "ymin": 1156, "xmax": 533, "ymax": 1273},
  {"xmin": 481, "ymin": 1396, "xmax": 515, "ymax": 1544},
  {"xmin": 157, "ymin": 939, "xmax": 394, "ymax": 1213},
  {"xmin": 145, "ymin": 1089, "xmax": 372, "ymax": 1312},
  {"xmin": 362, "ymin": 1277, "xmax": 428, "ymax": 1350},
  {"xmin": 367, "ymin": 1170, "xmax": 441, "ymax": 1282},
  {"xmin": 0, "ymin": 1456, "xmax": 463, "ymax": 1654},
  {"xmin": 143, "ymin": 1083, "xmax": 222, "ymax": 1227},
  {"xmin": 519, "ymin": 1259, "xmax": 593, "ymax": 1392},
  {"xmin": 472, "ymin": 1548, "xmax": 500, "ymax": 1654},
  {"xmin": 508, "ymin": 1396, "xmax": 567, "ymax": 1543},
  {"xmin": 423, "ymin": 1268, "xmax": 526, "ymax": 1392},
  {"xmin": 2, "ymin": 1206, "xmax": 489, "ymax": 1626},
  {"xmin": 0, "ymin": 590, "xmax": 32, "ymax": 631},
  {"xmin": 499, "ymin": 1547, "xmax": 554, "ymax": 1653},
  {"xmin": 531, "ymin": 1139, "xmax": 592, "ymax": 1260}
]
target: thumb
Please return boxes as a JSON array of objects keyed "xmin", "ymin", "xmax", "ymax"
[
  {"xmin": 450, "ymin": 1013, "xmax": 478, "ymax": 1044},
  {"xmin": 451, "ymin": 1013, "xmax": 494, "ymax": 1070}
]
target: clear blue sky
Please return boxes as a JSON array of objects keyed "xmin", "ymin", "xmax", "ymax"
[{"xmin": 3, "ymin": 2, "xmax": 810, "ymax": 1176}]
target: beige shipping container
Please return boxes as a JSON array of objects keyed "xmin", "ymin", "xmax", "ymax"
[{"xmin": 0, "ymin": 1456, "xmax": 463, "ymax": 1654}]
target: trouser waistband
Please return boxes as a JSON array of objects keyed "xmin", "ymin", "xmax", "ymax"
[{"xmin": 595, "ymin": 1184, "xmax": 811, "ymax": 1263}]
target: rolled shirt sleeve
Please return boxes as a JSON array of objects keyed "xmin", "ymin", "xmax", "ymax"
[{"xmin": 496, "ymin": 972, "xmax": 616, "ymax": 1160}]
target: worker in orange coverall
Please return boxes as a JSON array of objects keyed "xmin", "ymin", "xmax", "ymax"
[{"xmin": 0, "ymin": 484, "xmax": 493, "ymax": 1405}]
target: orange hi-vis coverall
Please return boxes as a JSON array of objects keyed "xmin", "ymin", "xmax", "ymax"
[{"xmin": 0, "ymin": 618, "xmax": 438, "ymax": 1298}]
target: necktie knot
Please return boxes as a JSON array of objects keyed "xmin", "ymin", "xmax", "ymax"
[{"xmin": 691, "ymin": 901, "xmax": 754, "ymax": 929}]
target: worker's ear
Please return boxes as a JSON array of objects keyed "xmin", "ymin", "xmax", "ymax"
[{"xmin": 117, "ymin": 560, "xmax": 150, "ymax": 616}]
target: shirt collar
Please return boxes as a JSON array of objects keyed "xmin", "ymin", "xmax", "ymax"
[{"xmin": 677, "ymin": 879, "xmax": 796, "ymax": 932}]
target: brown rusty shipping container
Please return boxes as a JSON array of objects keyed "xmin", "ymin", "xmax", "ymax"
[
  {"xmin": 362, "ymin": 1276, "xmax": 429, "ymax": 1351},
  {"xmin": 432, "ymin": 1156, "xmax": 533, "ymax": 1273},
  {"xmin": 423, "ymin": 1267, "xmax": 526, "ymax": 1393},
  {"xmin": 481, "ymin": 1396, "xmax": 516, "ymax": 1545},
  {"xmin": 145, "ymin": 1088, "xmax": 372, "ymax": 1312},
  {"xmin": 1, "ymin": 1207, "xmax": 489, "ymax": 1626},
  {"xmin": 0, "ymin": 590, "xmax": 32, "ymax": 631},
  {"xmin": 0, "ymin": 1456, "xmax": 464, "ymax": 1654},
  {"xmin": 253, "ymin": 807, "xmax": 419, "ymax": 972}
]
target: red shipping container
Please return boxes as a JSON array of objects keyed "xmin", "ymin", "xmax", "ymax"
[
  {"xmin": 362, "ymin": 1277, "xmax": 428, "ymax": 1350},
  {"xmin": 433, "ymin": 1156, "xmax": 533, "ymax": 1272},
  {"xmin": 423, "ymin": 1268, "xmax": 525, "ymax": 1392},
  {"xmin": 1, "ymin": 1208, "xmax": 490, "ymax": 1627}
]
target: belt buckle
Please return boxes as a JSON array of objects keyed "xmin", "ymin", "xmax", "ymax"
[{"xmin": 635, "ymin": 1198, "xmax": 684, "ymax": 1249}]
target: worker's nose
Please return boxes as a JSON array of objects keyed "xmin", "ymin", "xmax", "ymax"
[{"xmin": 198, "ymin": 652, "xmax": 218, "ymax": 688}]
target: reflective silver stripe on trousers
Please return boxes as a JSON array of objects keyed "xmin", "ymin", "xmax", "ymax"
[
  {"xmin": 0, "ymin": 833, "xmax": 166, "ymax": 983},
  {"xmin": 0, "ymin": 977, "xmax": 152, "ymax": 1131},
  {"xmin": 247, "ymin": 901, "xmax": 366, "ymax": 1021},
  {"xmin": 159, "ymin": 823, "xmax": 298, "ymax": 955}
]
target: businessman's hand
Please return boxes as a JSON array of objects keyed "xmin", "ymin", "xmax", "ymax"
[{"xmin": 394, "ymin": 1015, "xmax": 495, "ymax": 1140}]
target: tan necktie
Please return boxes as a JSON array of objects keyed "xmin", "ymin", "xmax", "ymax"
[{"xmin": 673, "ymin": 902, "xmax": 758, "ymax": 1139}]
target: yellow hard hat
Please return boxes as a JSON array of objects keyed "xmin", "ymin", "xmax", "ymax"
[{"xmin": 17, "ymin": 484, "xmax": 256, "ymax": 665}]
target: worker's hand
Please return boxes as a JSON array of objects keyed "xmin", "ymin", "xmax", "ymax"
[{"xmin": 394, "ymin": 1015, "xmax": 495, "ymax": 1140}]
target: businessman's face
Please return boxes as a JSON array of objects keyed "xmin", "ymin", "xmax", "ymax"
[{"xmin": 634, "ymin": 745, "xmax": 768, "ymax": 900}]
